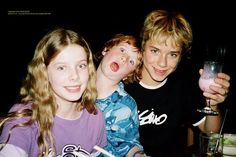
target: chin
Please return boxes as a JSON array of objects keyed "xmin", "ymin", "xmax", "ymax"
[
  {"xmin": 66, "ymin": 94, "xmax": 83, "ymax": 102},
  {"xmin": 152, "ymin": 74, "xmax": 167, "ymax": 82}
]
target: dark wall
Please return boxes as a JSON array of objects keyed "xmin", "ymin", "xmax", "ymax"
[{"xmin": 4, "ymin": 0, "xmax": 235, "ymax": 133}]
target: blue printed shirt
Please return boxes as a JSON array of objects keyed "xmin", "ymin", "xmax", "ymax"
[{"xmin": 96, "ymin": 82, "xmax": 143, "ymax": 157}]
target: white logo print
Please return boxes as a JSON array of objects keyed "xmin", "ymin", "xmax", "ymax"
[
  {"xmin": 47, "ymin": 144, "xmax": 90, "ymax": 157},
  {"xmin": 139, "ymin": 109, "xmax": 167, "ymax": 126}
]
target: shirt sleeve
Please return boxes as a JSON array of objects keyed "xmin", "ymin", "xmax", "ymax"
[
  {"xmin": 0, "ymin": 118, "xmax": 34, "ymax": 155},
  {"xmin": 105, "ymin": 96, "xmax": 143, "ymax": 157},
  {"xmin": 0, "ymin": 144, "xmax": 28, "ymax": 157}
]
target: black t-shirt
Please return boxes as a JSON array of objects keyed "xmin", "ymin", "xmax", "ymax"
[{"xmin": 124, "ymin": 72, "xmax": 205, "ymax": 157}]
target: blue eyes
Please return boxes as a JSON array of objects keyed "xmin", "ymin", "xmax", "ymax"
[
  {"xmin": 119, "ymin": 48, "xmax": 136, "ymax": 65},
  {"xmin": 57, "ymin": 66, "xmax": 66, "ymax": 71},
  {"xmin": 79, "ymin": 64, "xmax": 87, "ymax": 69},
  {"xmin": 129, "ymin": 60, "xmax": 135, "ymax": 65},
  {"xmin": 56, "ymin": 64, "xmax": 87, "ymax": 71},
  {"xmin": 120, "ymin": 48, "xmax": 125, "ymax": 52}
]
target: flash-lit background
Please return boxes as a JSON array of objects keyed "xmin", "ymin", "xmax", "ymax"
[{"xmin": 4, "ymin": 0, "xmax": 235, "ymax": 133}]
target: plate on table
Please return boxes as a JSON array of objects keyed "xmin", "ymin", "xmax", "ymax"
[{"xmin": 222, "ymin": 133, "xmax": 236, "ymax": 156}]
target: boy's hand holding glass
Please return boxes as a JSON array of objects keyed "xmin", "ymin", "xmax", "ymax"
[{"xmin": 197, "ymin": 61, "xmax": 223, "ymax": 115}]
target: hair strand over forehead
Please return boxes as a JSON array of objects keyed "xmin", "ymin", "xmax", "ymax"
[{"xmin": 140, "ymin": 10, "xmax": 192, "ymax": 55}]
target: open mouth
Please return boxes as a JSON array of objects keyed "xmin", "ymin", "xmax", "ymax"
[{"xmin": 110, "ymin": 62, "xmax": 119, "ymax": 72}]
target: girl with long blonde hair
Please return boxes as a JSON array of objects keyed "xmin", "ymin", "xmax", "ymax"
[{"xmin": 0, "ymin": 28, "xmax": 106, "ymax": 157}]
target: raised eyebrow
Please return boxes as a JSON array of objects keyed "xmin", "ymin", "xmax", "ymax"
[
  {"xmin": 118, "ymin": 45, "xmax": 128, "ymax": 50},
  {"xmin": 119, "ymin": 43, "xmax": 136, "ymax": 50}
]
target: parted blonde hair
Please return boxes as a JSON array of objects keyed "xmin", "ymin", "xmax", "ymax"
[
  {"xmin": 0, "ymin": 28, "xmax": 97, "ymax": 157},
  {"xmin": 136, "ymin": 9, "xmax": 193, "ymax": 80}
]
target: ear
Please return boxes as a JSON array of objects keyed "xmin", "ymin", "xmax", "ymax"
[{"xmin": 102, "ymin": 48, "xmax": 107, "ymax": 56}]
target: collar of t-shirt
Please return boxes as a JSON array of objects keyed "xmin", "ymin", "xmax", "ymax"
[{"xmin": 139, "ymin": 78, "xmax": 167, "ymax": 90}]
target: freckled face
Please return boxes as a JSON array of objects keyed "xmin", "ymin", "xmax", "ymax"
[
  {"xmin": 47, "ymin": 44, "xmax": 89, "ymax": 105},
  {"xmin": 100, "ymin": 42, "xmax": 139, "ymax": 81},
  {"xmin": 142, "ymin": 38, "xmax": 181, "ymax": 85}
]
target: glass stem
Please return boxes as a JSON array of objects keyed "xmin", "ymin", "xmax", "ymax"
[{"xmin": 206, "ymin": 98, "xmax": 211, "ymax": 108}]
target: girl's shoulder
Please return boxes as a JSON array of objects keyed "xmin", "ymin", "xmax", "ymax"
[
  {"xmin": 6, "ymin": 102, "xmax": 35, "ymax": 127},
  {"xmin": 83, "ymin": 107, "xmax": 104, "ymax": 120},
  {"xmin": 9, "ymin": 102, "xmax": 32, "ymax": 113}
]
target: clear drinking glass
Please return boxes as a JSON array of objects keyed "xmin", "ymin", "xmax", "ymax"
[
  {"xmin": 199, "ymin": 132, "xmax": 223, "ymax": 157},
  {"xmin": 197, "ymin": 61, "xmax": 223, "ymax": 115}
]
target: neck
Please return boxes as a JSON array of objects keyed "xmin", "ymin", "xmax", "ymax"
[
  {"xmin": 55, "ymin": 94, "xmax": 78, "ymax": 113},
  {"xmin": 96, "ymin": 66, "xmax": 119, "ymax": 99},
  {"xmin": 56, "ymin": 102, "xmax": 81, "ymax": 120}
]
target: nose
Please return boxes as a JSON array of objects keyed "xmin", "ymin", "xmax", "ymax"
[
  {"xmin": 157, "ymin": 54, "xmax": 167, "ymax": 67},
  {"xmin": 69, "ymin": 68, "xmax": 79, "ymax": 81},
  {"xmin": 120, "ymin": 54, "xmax": 128, "ymax": 63}
]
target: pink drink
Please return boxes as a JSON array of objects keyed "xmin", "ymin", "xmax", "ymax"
[
  {"xmin": 199, "ymin": 78, "xmax": 219, "ymax": 94},
  {"xmin": 197, "ymin": 61, "xmax": 222, "ymax": 115}
]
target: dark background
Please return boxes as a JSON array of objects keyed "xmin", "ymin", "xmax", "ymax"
[{"xmin": 3, "ymin": 0, "xmax": 235, "ymax": 133}]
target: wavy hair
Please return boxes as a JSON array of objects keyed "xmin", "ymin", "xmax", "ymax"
[
  {"xmin": 136, "ymin": 10, "xmax": 193, "ymax": 80},
  {"xmin": 94, "ymin": 34, "xmax": 142, "ymax": 83},
  {"xmin": 0, "ymin": 28, "xmax": 97, "ymax": 157}
]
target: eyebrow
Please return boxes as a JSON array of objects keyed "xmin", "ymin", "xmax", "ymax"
[
  {"xmin": 52, "ymin": 59, "xmax": 87, "ymax": 64},
  {"xmin": 170, "ymin": 50, "xmax": 181, "ymax": 54},
  {"xmin": 149, "ymin": 45, "xmax": 181, "ymax": 53}
]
